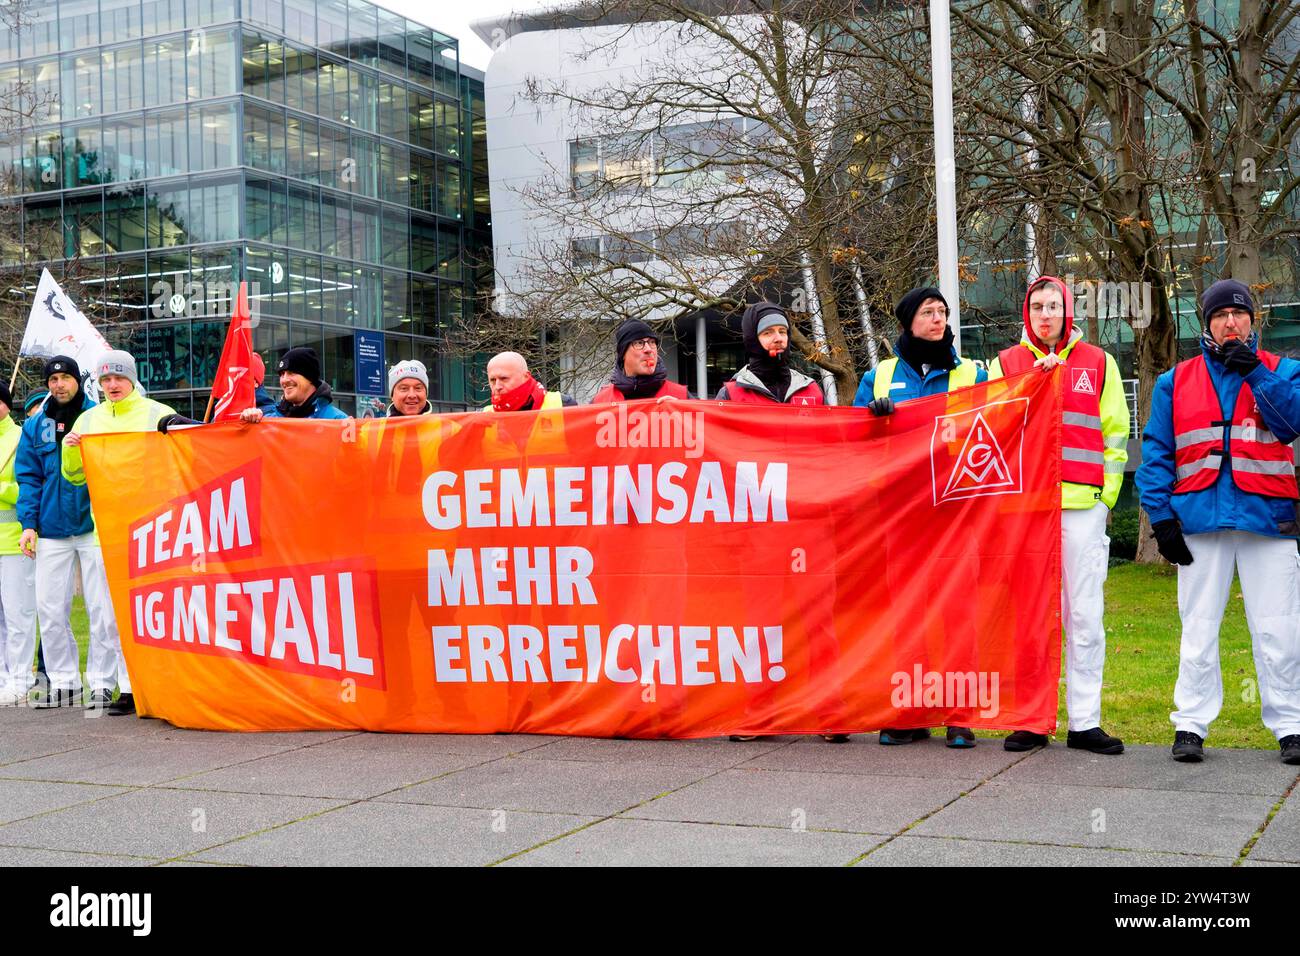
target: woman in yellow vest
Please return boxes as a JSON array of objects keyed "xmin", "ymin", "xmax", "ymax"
[
  {"xmin": 852, "ymin": 287, "xmax": 986, "ymax": 749},
  {"xmin": 0, "ymin": 382, "xmax": 36, "ymax": 706}
]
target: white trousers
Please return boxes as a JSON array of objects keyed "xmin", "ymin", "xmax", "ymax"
[
  {"xmin": 0, "ymin": 553, "xmax": 37, "ymax": 694},
  {"xmin": 1062, "ymin": 504, "xmax": 1110, "ymax": 731},
  {"xmin": 1174, "ymin": 531, "xmax": 1300, "ymax": 740},
  {"xmin": 35, "ymin": 534, "xmax": 128, "ymax": 693}
]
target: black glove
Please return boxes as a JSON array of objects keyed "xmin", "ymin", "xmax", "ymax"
[
  {"xmin": 1220, "ymin": 339, "xmax": 1261, "ymax": 376},
  {"xmin": 1152, "ymin": 518, "xmax": 1194, "ymax": 566},
  {"xmin": 866, "ymin": 397, "xmax": 895, "ymax": 417},
  {"xmin": 157, "ymin": 413, "xmax": 201, "ymax": 434}
]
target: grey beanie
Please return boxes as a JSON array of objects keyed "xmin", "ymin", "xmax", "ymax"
[
  {"xmin": 388, "ymin": 359, "xmax": 429, "ymax": 395},
  {"xmin": 96, "ymin": 349, "xmax": 139, "ymax": 387}
]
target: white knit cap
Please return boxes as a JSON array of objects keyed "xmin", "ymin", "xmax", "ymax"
[
  {"xmin": 96, "ymin": 349, "xmax": 139, "ymax": 387},
  {"xmin": 388, "ymin": 359, "xmax": 429, "ymax": 395}
]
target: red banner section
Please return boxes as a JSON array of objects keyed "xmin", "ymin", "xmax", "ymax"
[{"xmin": 82, "ymin": 369, "xmax": 1063, "ymax": 736}]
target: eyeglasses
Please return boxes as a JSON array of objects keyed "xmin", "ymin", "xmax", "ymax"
[
  {"xmin": 916, "ymin": 306, "xmax": 949, "ymax": 320},
  {"xmin": 630, "ymin": 338, "xmax": 658, "ymax": 351},
  {"xmin": 1212, "ymin": 308, "xmax": 1251, "ymax": 322}
]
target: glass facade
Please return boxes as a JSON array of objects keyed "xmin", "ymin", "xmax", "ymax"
[{"xmin": 0, "ymin": 0, "xmax": 485, "ymax": 415}]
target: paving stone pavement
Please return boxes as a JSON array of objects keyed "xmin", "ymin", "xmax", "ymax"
[{"xmin": 0, "ymin": 708, "xmax": 1295, "ymax": 866}]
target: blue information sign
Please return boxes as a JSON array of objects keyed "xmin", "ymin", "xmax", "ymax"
[{"xmin": 355, "ymin": 331, "xmax": 386, "ymax": 396}]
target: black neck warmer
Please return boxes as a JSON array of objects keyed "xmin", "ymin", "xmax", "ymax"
[{"xmin": 896, "ymin": 325, "xmax": 956, "ymax": 376}]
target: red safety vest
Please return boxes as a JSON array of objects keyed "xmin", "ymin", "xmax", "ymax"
[
  {"xmin": 998, "ymin": 341, "xmax": 1108, "ymax": 487},
  {"xmin": 724, "ymin": 379, "xmax": 824, "ymax": 406},
  {"xmin": 1172, "ymin": 350, "xmax": 1298, "ymax": 499},
  {"xmin": 590, "ymin": 380, "xmax": 691, "ymax": 403}
]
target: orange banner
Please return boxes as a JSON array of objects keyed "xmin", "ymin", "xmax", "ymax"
[{"xmin": 83, "ymin": 370, "xmax": 1063, "ymax": 736}]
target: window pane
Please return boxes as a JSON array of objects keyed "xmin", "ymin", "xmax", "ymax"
[
  {"xmin": 103, "ymin": 115, "xmax": 146, "ymax": 181},
  {"xmin": 408, "ymin": 151, "xmax": 433, "ymax": 212},
  {"xmin": 245, "ymin": 176, "xmax": 272, "ymax": 243},
  {"xmin": 147, "ymin": 180, "xmax": 189, "ymax": 247},
  {"xmin": 147, "ymin": 106, "xmax": 187, "ymax": 178},
  {"xmin": 351, "ymin": 67, "xmax": 375, "ymax": 132},
  {"xmin": 317, "ymin": 121, "xmax": 347, "ymax": 188},
  {"xmin": 246, "ymin": 0, "xmax": 283, "ymax": 33},
  {"xmin": 61, "ymin": 53, "xmax": 100, "ymax": 118},
  {"xmin": 185, "ymin": 0, "xmax": 237, "ymax": 28},
  {"xmin": 437, "ymin": 161, "xmax": 460, "ymax": 219},
  {"xmin": 381, "ymin": 208, "xmax": 405, "ymax": 267},
  {"xmin": 21, "ymin": 6, "xmax": 59, "ymax": 58},
  {"xmin": 28, "ymin": 129, "xmax": 62, "ymax": 192},
  {"xmin": 63, "ymin": 121, "xmax": 101, "ymax": 186},
  {"xmin": 189, "ymin": 178, "xmax": 238, "ymax": 244},
  {"xmin": 59, "ymin": 0, "xmax": 100, "ymax": 52},
  {"xmin": 379, "ymin": 141, "xmax": 405, "ymax": 204},
  {"xmin": 408, "ymin": 90, "xmax": 433, "ymax": 150},
  {"xmin": 188, "ymin": 27, "xmax": 236, "ymax": 98},
  {"xmin": 317, "ymin": 58, "xmax": 348, "ymax": 125},
  {"xmin": 353, "ymin": 198, "xmax": 378, "ymax": 264},
  {"xmin": 22, "ymin": 59, "xmax": 61, "ymax": 124},
  {"xmin": 287, "ymin": 115, "xmax": 318, "ymax": 181},
  {"xmin": 376, "ymin": 10, "xmax": 405, "ymax": 79},
  {"xmin": 322, "ymin": 327, "xmax": 354, "ymax": 391},
  {"xmin": 242, "ymin": 31, "xmax": 270, "ymax": 99},
  {"xmin": 191, "ymin": 101, "xmax": 237, "ymax": 171},
  {"xmin": 140, "ymin": 322, "xmax": 190, "ymax": 390},
  {"xmin": 377, "ymin": 81, "xmax": 405, "ymax": 141},
  {"xmin": 104, "ymin": 185, "xmax": 146, "ymax": 252},
  {"xmin": 284, "ymin": 0, "xmax": 317, "ymax": 46},
  {"xmin": 100, "ymin": 0, "xmax": 144, "ymax": 43},
  {"xmin": 25, "ymin": 196, "xmax": 64, "ymax": 261},
  {"xmin": 438, "ymin": 225, "xmax": 460, "ymax": 279},
  {"xmin": 348, "ymin": 0, "xmax": 377, "ymax": 67},
  {"xmin": 143, "ymin": 36, "xmax": 188, "ymax": 107},
  {"xmin": 349, "ymin": 133, "xmax": 377, "ymax": 197},
  {"xmin": 141, "ymin": 0, "xmax": 185, "ymax": 36},
  {"xmin": 406, "ymin": 26, "xmax": 433, "ymax": 89},
  {"xmin": 284, "ymin": 45, "xmax": 316, "ymax": 113},
  {"xmin": 317, "ymin": 0, "xmax": 348, "ymax": 58},
  {"xmin": 434, "ymin": 98, "xmax": 457, "ymax": 157},
  {"xmin": 102, "ymin": 44, "xmax": 146, "ymax": 114}
]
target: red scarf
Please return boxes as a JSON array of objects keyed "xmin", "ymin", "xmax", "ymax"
[{"xmin": 492, "ymin": 374, "xmax": 547, "ymax": 412}]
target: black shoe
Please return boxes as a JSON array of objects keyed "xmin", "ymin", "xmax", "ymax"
[
  {"xmin": 1172, "ymin": 731, "xmax": 1204, "ymax": 762},
  {"xmin": 107, "ymin": 693, "xmax": 135, "ymax": 717},
  {"xmin": 879, "ymin": 728, "xmax": 931, "ymax": 745},
  {"xmin": 86, "ymin": 689, "xmax": 113, "ymax": 708},
  {"xmin": 821, "ymin": 734, "xmax": 850, "ymax": 743},
  {"xmin": 32, "ymin": 687, "xmax": 82, "ymax": 709},
  {"xmin": 945, "ymin": 727, "xmax": 976, "ymax": 748},
  {"xmin": 1003, "ymin": 730, "xmax": 1049, "ymax": 751},
  {"xmin": 728, "ymin": 735, "xmax": 757, "ymax": 742},
  {"xmin": 1280, "ymin": 735, "xmax": 1300, "ymax": 766},
  {"xmin": 1067, "ymin": 727, "xmax": 1125, "ymax": 755}
]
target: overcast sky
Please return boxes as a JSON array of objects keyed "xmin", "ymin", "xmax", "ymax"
[{"xmin": 373, "ymin": 0, "xmax": 527, "ymax": 70}]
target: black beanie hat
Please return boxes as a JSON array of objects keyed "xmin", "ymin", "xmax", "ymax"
[
  {"xmin": 0, "ymin": 381, "xmax": 11, "ymax": 409},
  {"xmin": 1201, "ymin": 279, "xmax": 1254, "ymax": 327},
  {"xmin": 43, "ymin": 355, "xmax": 81, "ymax": 384},
  {"xmin": 277, "ymin": 347, "xmax": 323, "ymax": 385},
  {"xmin": 895, "ymin": 287, "xmax": 948, "ymax": 334},
  {"xmin": 615, "ymin": 320, "xmax": 658, "ymax": 364}
]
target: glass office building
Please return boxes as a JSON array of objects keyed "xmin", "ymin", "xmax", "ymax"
[{"xmin": 0, "ymin": 0, "xmax": 488, "ymax": 415}]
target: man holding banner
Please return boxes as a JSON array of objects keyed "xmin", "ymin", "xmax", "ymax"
[
  {"xmin": 853, "ymin": 286, "xmax": 988, "ymax": 749},
  {"xmin": 62, "ymin": 351, "xmax": 175, "ymax": 715},
  {"xmin": 989, "ymin": 276, "xmax": 1129, "ymax": 756},
  {"xmin": 15, "ymin": 357, "xmax": 98, "ymax": 708}
]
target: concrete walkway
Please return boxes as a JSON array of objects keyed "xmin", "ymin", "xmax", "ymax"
[{"xmin": 0, "ymin": 705, "xmax": 1295, "ymax": 866}]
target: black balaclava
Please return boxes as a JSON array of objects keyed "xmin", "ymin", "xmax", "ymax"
[{"xmin": 741, "ymin": 302, "xmax": 792, "ymax": 400}]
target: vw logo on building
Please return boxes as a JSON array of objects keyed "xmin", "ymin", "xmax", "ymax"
[{"xmin": 270, "ymin": 262, "xmax": 285, "ymax": 284}]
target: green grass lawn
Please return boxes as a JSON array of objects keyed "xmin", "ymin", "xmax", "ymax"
[{"xmin": 64, "ymin": 568, "xmax": 1279, "ymax": 749}]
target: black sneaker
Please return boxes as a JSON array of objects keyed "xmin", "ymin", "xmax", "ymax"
[
  {"xmin": 1280, "ymin": 735, "xmax": 1300, "ymax": 766},
  {"xmin": 946, "ymin": 727, "xmax": 976, "ymax": 748},
  {"xmin": 1067, "ymin": 727, "xmax": 1125, "ymax": 755},
  {"xmin": 33, "ymin": 687, "xmax": 82, "ymax": 709},
  {"xmin": 821, "ymin": 734, "xmax": 851, "ymax": 743},
  {"xmin": 1172, "ymin": 731, "xmax": 1204, "ymax": 762},
  {"xmin": 1003, "ymin": 730, "xmax": 1049, "ymax": 751},
  {"xmin": 728, "ymin": 735, "xmax": 757, "ymax": 742},
  {"xmin": 879, "ymin": 728, "xmax": 931, "ymax": 745},
  {"xmin": 86, "ymin": 689, "xmax": 113, "ymax": 708},
  {"xmin": 107, "ymin": 693, "xmax": 135, "ymax": 717}
]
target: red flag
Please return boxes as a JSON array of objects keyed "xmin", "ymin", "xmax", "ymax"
[{"xmin": 207, "ymin": 282, "xmax": 255, "ymax": 423}]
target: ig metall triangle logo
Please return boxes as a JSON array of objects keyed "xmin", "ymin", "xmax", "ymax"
[{"xmin": 931, "ymin": 399, "xmax": 1028, "ymax": 505}]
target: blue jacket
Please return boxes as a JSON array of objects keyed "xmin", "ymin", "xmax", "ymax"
[
  {"xmin": 1137, "ymin": 336, "xmax": 1300, "ymax": 538},
  {"xmin": 263, "ymin": 387, "xmax": 349, "ymax": 420},
  {"xmin": 15, "ymin": 394, "xmax": 96, "ymax": 539},
  {"xmin": 254, "ymin": 385, "xmax": 277, "ymax": 415},
  {"xmin": 852, "ymin": 346, "xmax": 987, "ymax": 406}
]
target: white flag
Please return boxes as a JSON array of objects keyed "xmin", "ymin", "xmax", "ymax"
[{"xmin": 21, "ymin": 269, "xmax": 113, "ymax": 400}]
